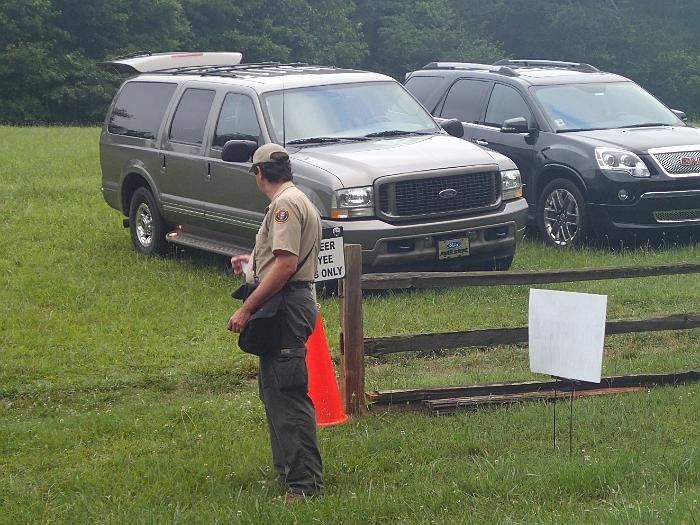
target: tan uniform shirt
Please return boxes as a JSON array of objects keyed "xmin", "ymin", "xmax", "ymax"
[{"xmin": 246, "ymin": 182, "xmax": 322, "ymax": 283}]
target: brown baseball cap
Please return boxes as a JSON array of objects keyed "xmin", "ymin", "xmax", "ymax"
[{"xmin": 250, "ymin": 143, "xmax": 289, "ymax": 172}]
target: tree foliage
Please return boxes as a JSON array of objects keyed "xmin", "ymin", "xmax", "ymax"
[
  {"xmin": 0, "ymin": 0, "xmax": 697, "ymax": 123},
  {"xmin": 357, "ymin": 0, "xmax": 503, "ymax": 79},
  {"xmin": 460, "ymin": 0, "xmax": 699, "ymax": 117},
  {"xmin": 182, "ymin": 0, "xmax": 367, "ymax": 65}
]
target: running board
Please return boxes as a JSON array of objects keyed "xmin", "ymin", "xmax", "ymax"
[{"xmin": 166, "ymin": 230, "xmax": 250, "ymax": 257}]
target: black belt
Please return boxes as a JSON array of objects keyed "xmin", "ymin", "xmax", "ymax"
[{"xmin": 284, "ymin": 281, "xmax": 313, "ymax": 291}]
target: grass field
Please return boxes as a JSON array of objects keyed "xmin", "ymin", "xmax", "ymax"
[{"xmin": 1, "ymin": 126, "xmax": 698, "ymax": 524}]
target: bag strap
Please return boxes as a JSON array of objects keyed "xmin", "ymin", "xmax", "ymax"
[
  {"xmin": 253, "ymin": 190, "xmax": 316, "ymax": 283},
  {"xmin": 252, "ymin": 236, "xmax": 316, "ymax": 284}
]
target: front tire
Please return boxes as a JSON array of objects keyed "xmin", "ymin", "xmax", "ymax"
[
  {"xmin": 537, "ymin": 178, "xmax": 587, "ymax": 247},
  {"xmin": 128, "ymin": 187, "xmax": 168, "ymax": 255}
]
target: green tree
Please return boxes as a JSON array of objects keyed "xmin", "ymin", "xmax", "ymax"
[
  {"xmin": 0, "ymin": 0, "xmax": 64, "ymax": 122},
  {"xmin": 0, "ymin": 0, "xmax": 191, "ymax": 123},
  {"xmin": 1, "ymin": 0, "xmax": 697, "ymax": 123},
  {"xmin": 55, "ymin": 0, "xmax": 190, "ymax": 59},
  {"xmin": 183, "ymin": 0, "xmax": 367, "ymax": 66},
  {"xmin": 355, "ymin": 0, "xmax": 504, "ymax": 79},
  {"xmin": 459, "ymin": 0, "xmax": 699, "ymax": 116}
]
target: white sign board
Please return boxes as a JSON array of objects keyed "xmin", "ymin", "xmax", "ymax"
[
  {"xmin": 528, "ymin": 288, "xmax": 607, "ymax": 383},
  {"xmin": 314, "ymin": 227, "xmax": 345, "ymax": 282}
]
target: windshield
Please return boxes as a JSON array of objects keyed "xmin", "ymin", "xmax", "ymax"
[
  {"xmin": 261, "ymin": 81, "xmax": 441, "ymax": 143},
  {"xmin": 532, "ymin": 82, "xmax": 681, "ymax": 132}
]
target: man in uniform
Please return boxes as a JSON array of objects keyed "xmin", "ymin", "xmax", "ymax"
[{"xmin": 227, "ymin": 143, "xmax": 324, "ymax": 499}]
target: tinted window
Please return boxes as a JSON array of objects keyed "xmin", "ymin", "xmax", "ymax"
[
  {"xmin": 440, "ymin": 79, "xmax": 491, "ymax": 123},
  {"xmin": 404, "ymin": 75, "xmax": 443, "ymax": 109},
  {"xmin": 169, "ymin": 88, "xmax": 215, "ymax": 144},
  {"xmin": 108, "ymin": 82, "xmax": 177, "ymax": 139},
  {"xmin": 484, "ymin": 84, "xmax": 532, "ymax": 127},
  {"xmin": 213, "ymin": 93, "xmax": 261, "ymax": 147},
  {"xmin": 533, "ymin": 82, "xmax": 680, "ymax": 131}
]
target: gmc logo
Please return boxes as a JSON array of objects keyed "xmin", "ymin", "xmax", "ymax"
[{"xmin": 680, "ymin": 156, "xmax": 700, "ymax": 166}]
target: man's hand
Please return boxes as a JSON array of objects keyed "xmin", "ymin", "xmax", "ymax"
[
  {"xmin": 226, "ymin": 251, "xmax": 297, "ymax": 333},
  {"xmin": 227, "ymin": 306, "xmax": 252, "ymax": 333},
  {"xmin": 231, "ymin": 254, "xmax": 251, "ymax": 275}
]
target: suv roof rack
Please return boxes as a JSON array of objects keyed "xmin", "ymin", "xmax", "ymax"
[
  {"xmin": 150, "ymin": 62, "xmax": 345, "ymax": 78},
  {"xmin": 493, "ymin": 59, "xmax": 600, "ymax": 73},
  {"xmin": 419, "ymin": 61, "xmax": 522, "ymax": 78},
  {"xmin": 422, "ymin": 62, "xmax": 493, "ymax": 71}
]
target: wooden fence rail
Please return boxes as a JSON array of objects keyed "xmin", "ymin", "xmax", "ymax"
[
  {"xmin": 339, "ymin": 246, "xmax": 699, "ymax": 415},
  {"xmin": 360, "ymin": 261, "xmax": 700, "ymax": 290},
  {"xmin": 364, "ymin": 313, "xmax": 700, "ymax": 356},
  {"xmin": 367, "ymin": 371, "xmax": 700, "ymax": 407}
]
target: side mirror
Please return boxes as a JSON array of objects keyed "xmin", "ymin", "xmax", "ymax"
[
  {"xmin": 221, "ymin": 140, "xmax": 258, "ymax": 163},
  {"xmin": 501, "ymin": 117, "xmax": 530, "ymax": 134},
  {"xmin": 671, "ymin": 109, "xmax": 687, "ymax": 122},
  {"xmin": 436, "ymin": 118, "xmax": 464, "ymax": 138}
]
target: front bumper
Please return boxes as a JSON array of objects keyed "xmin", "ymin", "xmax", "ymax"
[
  {"xmin": 323, "ymin": 198, "xmax": 528, "ymax": 271},
  {"xmin": 588, "ymin": 189, "xmax": 700, "ymax": 232}
]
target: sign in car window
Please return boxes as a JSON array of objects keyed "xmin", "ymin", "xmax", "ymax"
[{"xmin": 315, "ymin": 227, "xmax": 345, "ymax": 282}]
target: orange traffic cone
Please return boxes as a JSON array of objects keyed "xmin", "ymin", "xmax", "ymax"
[{"xmin": 306, "ymin": 309, "xmax": 348, "ymax": 426}]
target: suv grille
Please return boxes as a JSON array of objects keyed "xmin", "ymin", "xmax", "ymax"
[
  {"xmin": 652, "ymin": 149, "xmax": 700, "ymax": 176},
  {"xmin": 653, "ymin": 208, "xmax": 700, "ymax": 223},
  {"xmin": 378, "ymin": 171, "xmax": 500, "ymax": 219}
]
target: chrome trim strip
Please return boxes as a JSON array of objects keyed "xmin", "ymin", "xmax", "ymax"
[
  {"xmin": 640, "ymin": 189, "xmax": 700, "ymax": 200},
  {"xmin": 163, "ymin": 202, "xmax": 260, "ymax": 230},
  {"xmin": 162, "ymin": 202, "xmax": 205, "ymax": 217},
  {"xmin": 647, "ymin": 144, "xmax": 700, "ymax": 155},
  {"xmin": 205, "ymin": 212, "xmax": 260, "ymax": 230}
]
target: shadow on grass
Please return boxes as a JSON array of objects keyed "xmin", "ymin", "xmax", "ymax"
[
  {"xmin": 1, "ymin": 366, "xmax": 255, "ymax": 405},
  {"xmin": 167, "ymin": 245, "xmax": 233, "ymax": 275}
]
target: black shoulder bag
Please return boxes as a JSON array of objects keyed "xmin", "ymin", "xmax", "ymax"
[{"xmin": 231, "ymin": 244, "xmax": 315, "ymax": 356}]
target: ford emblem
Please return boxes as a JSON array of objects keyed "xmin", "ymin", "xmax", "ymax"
[
  {"xmin": 438, "ymin": 188, "xmax": 458, "ymax": 199},
  {"xmin": 447, "ymin": 240, "xmax": 462, "ymax": 249}
]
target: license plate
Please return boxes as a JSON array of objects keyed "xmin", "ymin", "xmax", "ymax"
[{"xmin": 438, "ymin": 237, "xmax": 470, "ymax": 260}]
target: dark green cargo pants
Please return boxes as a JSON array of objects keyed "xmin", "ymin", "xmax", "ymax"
[{"xmin": 258, "ymin": 284, "xmax": 324, "ymax": 496}]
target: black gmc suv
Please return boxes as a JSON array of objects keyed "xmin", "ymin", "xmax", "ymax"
[{"xmin": 405, "ymin": 60, "xmax": 700, "ymax": 246}]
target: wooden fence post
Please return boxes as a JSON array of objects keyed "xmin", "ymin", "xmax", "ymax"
[{"xmin": 340, "ymin": 244, "xmax": 366, "ymax": 415}]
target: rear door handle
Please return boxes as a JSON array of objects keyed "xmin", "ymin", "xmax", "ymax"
[
  {"xmin": 475, "ymin": 139, "xmax": 489, "ymax": 146},
  {"xmin": 205, "ymin": 161, "xmax": 212, "ymax": 181}
]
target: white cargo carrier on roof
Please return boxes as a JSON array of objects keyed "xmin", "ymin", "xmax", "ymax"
[{"xmin": 101, "ymin": 51, "xmax": 243, "ymax": 74}]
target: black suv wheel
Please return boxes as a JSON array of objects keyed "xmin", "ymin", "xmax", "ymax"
[
  {"xmin": 129, "ymin": 187, "xmax": 168, "ymax": 255},
  {"xmin": 537, "ymin": 178, "xmax": 587, "ymax": 247}
]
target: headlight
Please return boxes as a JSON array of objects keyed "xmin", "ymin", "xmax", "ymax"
[
  {"xmin": 501, "ymin": 169, "xmax": 522, "ymax": 200},
  {"xmin": 330, "ymin": 186, "xmax": 374, "ymax": 218},
  {"xmin": 595, "ymin": 147, "xmax": 650, "ymax": 178}
]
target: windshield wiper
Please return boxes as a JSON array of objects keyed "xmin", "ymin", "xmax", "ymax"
[
  {"xmin": 286, "ymin": 136, "xmax": 369, "ymax": 145},
  {"xmin": 364, "ymin": 130, "xmax": 430, "ymax": 138},
  {"xmin": 620, "ymin": 123, "xmax": 669, "ymax": 129},
  {"xmin": 557, "ymin": 127, "xmax": 604, "ymax": 133}
]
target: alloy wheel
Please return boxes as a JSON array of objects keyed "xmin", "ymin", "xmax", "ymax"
[
  {"xmin": 135, "ymin": 202, "xmax": 154, "ymax": 248},
  {"xmin": 543, "ymin": 188, "xmax": 580, "ymax": 246}
]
